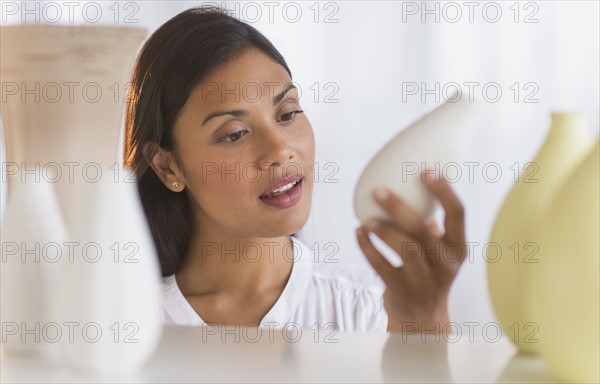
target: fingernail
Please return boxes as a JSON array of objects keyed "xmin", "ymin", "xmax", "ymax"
[
  {"xmin": 356, "ymin": 227, "xmax": 364, "ymax": 236},
  {"xmin": 374, "ymin": 188, "xmax": 390, "ymax": 202}
]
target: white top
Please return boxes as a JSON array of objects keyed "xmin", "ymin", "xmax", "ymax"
[{"xmin": 161, "ymin": 236, "xmax": 388, "ymax": 332}]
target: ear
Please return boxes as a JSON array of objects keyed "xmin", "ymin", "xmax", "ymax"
[{"xmin": 143, "ymin": 141, "xmax": 186, "ymax": 192}]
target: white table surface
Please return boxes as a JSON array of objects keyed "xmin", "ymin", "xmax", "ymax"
[{"xmin": 1, "ymin": 324, "xmax": 561, "ymax": 383}]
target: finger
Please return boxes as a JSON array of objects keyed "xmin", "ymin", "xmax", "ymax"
[
  {"xmin": 365, "ymin": 219, "xmax": 430, "ymax": 281},
  {"xmin": 422, "ymin": 172, "xmax": 466, "ymax": 247},
  {"xmin": 367, "ymin": 218, "xmax": 450, "ymax": 269},
  {"xmin": 437, "ymin": 240, "xmax": 467, "ymax": 274},
  {"xmin": 371, "ymin": 188, "xmax": 435, "ymax": 245},
  {"xmin": 355, "ymin": 226, "xmax": 397, "ymax": 283},
  {"xmin": 426, "ymin": 218, "xmax": 444, "ymax": 238}
]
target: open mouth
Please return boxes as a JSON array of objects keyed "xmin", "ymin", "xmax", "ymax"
[
  {"xmin": 259, "ymin": 177, "xmax": 303, "ymax": 199},
  {"xmin": 259, "ymin": 177, "xmax": 304, "ymax": 208}
]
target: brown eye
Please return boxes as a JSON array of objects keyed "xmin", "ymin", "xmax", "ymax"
[
  {"xmin": 278, "ymin": 110, "xmax": 304, "ymax": 122},
  {"xmin": 221, "ymin": 130, "xmax": 247, "ymax": 143}
]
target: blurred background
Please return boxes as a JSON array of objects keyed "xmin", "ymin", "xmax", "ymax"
[{"xmin": 1, "ymin": 0, "xmax": 599, "ymax": 327}]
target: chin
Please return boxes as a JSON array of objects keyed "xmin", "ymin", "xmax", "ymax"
[{"xmin": 253, "ymin": 207, "xmax": 311, "ymax": 238}]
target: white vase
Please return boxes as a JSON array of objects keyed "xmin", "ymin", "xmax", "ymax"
[
  {"xmin": 1, "ymin": 25, "xmax": 162, "ymax": 375},
  {"xmin": 0, "ymin": 176, "xmax": 69, "ymax": 355},
  {"xmin": 353, "ymin": 93, "xmax": 482, "ymax": 223},
  {"xmin": 0, "ymin": 25, "xmax": 147, "ymax": 233},
  {"xmin": 53, "ymin": 167, "xmax": 163, "ymax": 376}
]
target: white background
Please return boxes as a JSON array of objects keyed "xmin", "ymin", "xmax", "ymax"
[{"xmin": 1, "ymin": 0, "xmax": 599, "ymax": 326}]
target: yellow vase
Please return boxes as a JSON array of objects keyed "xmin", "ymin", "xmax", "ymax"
[
  {"xmin": 526, "ymin": 140, "xmax": 599, "ymax": 383},
  {"xmin": 487, "ymin": 113, "xmax": 593, "ymax": 354}
]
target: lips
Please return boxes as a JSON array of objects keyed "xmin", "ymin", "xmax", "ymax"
[{"xmin": 259, "ymin": 173, "xmax": 304, "ymax": 199}]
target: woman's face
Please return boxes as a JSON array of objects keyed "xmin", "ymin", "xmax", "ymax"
[{"xmin": 170, "ymin": 48, "xmax": 315, "ymax": 239}]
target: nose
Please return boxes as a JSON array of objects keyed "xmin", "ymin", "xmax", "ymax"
[{"xmin": 257, "ymin": 125, "xmax": 294, "ymax": 171}]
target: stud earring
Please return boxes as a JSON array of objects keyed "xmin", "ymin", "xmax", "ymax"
[{"xmin": 171, "ymin": 180, "xmax": 181, "ymax": 189}]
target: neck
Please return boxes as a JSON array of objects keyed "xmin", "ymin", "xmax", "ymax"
[{"xmin": 175, "ymin": 223, "xmax": 295, "ymax": 297}]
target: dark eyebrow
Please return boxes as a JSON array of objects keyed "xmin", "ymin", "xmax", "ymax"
[
  {"xmin": 201, "ymin": 83, "xmax": 297, "ymax": 126},
  {"xmin": 272, "ymin": 83, "xmax": 297, "ymax": 105},
  {"xmin": 201, "ymin": 109, "xmax": 247, "ymax": 126}
]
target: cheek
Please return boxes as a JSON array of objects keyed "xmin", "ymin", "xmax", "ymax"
[
  {"xmin": 302, "ymin": 125, "xmax": 316, "ymax": 179},
  {"xmin": 216, "ymin": 166, "xmax": 255, "ymax": 197},
  {"xmin": 297, "ymin": 121, "xmax": 316, "ymax": 161},
  {"xmin": 189, "ymin": 158, "xmax": 256, "ymax": 203},
  {"xmin": 175, "ymin": 144, "xmax": 246, "ymax": 204}
]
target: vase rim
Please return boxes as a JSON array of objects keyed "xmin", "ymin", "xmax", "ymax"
[
  {"xmin": 550, "ymin": 111, "xmax": 586, "ymax": 118},
  {"xmin": 550, "ymin": 112, "xmax": 587, "ymax": 127},
  {"xmin": 0, "ymin": 24, "xmax": 148, "ymax": 68}
]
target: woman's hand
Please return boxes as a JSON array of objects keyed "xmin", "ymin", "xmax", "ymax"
[{"xmin": 355, "ymin": 171, "xmax": 467, "ymax": 333}]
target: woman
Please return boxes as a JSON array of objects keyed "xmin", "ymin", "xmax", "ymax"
[{"xmin": 124, "ymin": 6, "xmax": 467, "ymax": 333}]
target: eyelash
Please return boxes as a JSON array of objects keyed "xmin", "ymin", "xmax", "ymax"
[
  {"xmin": 219, "ymin": 110, "xmax": 304, "ymax": 143},
  {"xmin": 277, "ymin": 109, "xmax": 304, "ymax": 123}
]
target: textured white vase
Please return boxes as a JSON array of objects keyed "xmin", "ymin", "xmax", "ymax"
[
  {"xmin": 53, "ymin": 168, "xmax": 163, "ymax": 375},
  {"xmin": 0, "ymin": 177, "xmax": 69, "ymax": 355},
  {"xmin": 0, "ymin": 25, "xmax": 147, "ymax": 232},
  {"xmin": 0, "ymin": 25, "xmax": 162, "ymax": 375},
  {"xmin": 354, "ymin": 95, "xmax": 482, "ymax": 223}
]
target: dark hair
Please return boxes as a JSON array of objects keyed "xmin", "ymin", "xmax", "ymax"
[{"xmin": 124, "ymin": 6, "xmax": 292, "ymax": 276}]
